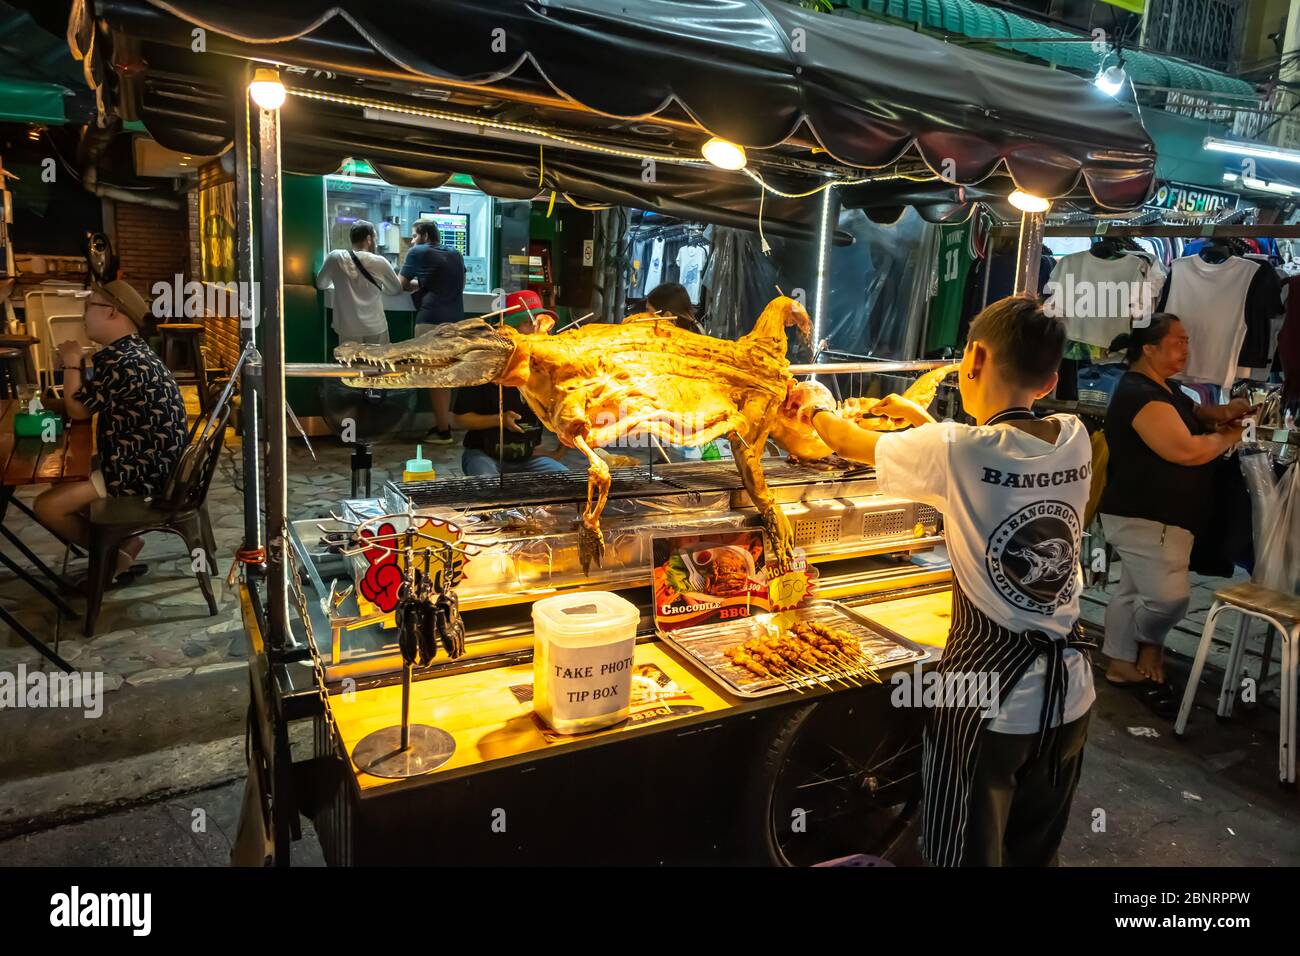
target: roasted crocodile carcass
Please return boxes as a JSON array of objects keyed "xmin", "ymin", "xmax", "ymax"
[{"xmin": 337, "ymin": 298, "xmax": 811, "ymax": 573}]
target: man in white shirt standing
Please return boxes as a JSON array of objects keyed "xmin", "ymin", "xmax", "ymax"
[
  {"xmin": 316, "ymin": 221, "xmax": 411, "ymax": 344},
  {"xmin": 789, "ymin": 295, "xmax": 1094, "ymax": 866}
]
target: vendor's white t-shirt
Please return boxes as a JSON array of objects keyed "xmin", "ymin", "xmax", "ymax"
[{"xmin": 875, "ymin": 415, "xmax": 1096, "ymax": 732}]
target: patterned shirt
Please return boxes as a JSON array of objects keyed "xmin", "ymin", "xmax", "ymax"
[{"xmin": 76, "ymin": 334, "xmax": 188, "ymax": 497}]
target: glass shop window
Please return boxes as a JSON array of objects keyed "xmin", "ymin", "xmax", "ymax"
[{"xmin": 324, "ymin": 165, "xmax": 493, "ymax": 294}]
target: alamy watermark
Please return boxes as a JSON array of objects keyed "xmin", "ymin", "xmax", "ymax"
[
  {"xmin": 0, "ymin": 665, "xmax": 104, "ymax": 718},
  {"xmin": 889, "ymin": 663, "xmax": 1001, "ymax": 718},
  {"xmin": 1043, "ymin": 276, "xmax": 1156, "ymax": 328},
  {"xmin": 152, "ymin": 275, "xmax": 259, "ymax": 328}
]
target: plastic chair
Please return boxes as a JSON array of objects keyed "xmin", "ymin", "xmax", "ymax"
[
  {"xmin": 1175, "ymin": 582, "xmax": 1300, "ymax": 784},
  {"xmin": 82, "ymin": 404, "xmax": 232, "ymax": 637},
  {"xmin": 43, "ymin": 313, "xmax": 93, "ymax": 393},
  {"xmin": 24, "ymin": 288, "xmax": 88, "ymax": 387}
]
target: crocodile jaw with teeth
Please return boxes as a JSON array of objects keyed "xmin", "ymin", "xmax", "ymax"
[{"xmin": 334, "ymin": 318, "xmax": 516, "ymax": 388}]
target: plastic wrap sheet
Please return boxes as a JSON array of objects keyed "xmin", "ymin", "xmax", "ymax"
[
  {"xmin": 1240, "ymin": 446, "xmax": 1279, "ymax": 570},
  {"xmin": 824, "ymin": 208, "xmax": 939, "ymax": 360},
  {"xmin": 1252, "ymin": 460, "xmax": 1300, "ymax": 594}
]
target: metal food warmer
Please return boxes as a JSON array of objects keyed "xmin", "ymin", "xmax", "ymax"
[{"xmin": 288, "ymin": 455, "xmax": 952, "ymax": 676}]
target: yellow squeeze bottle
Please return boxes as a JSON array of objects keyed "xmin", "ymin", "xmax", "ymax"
[{"xmin": 403, "ymin": 445, "xmax": 435, "ymax": 483}]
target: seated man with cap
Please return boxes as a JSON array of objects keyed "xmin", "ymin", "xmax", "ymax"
[{"xmin": 34, "ymin": 280, "xmax": 188, "ymax": 584}]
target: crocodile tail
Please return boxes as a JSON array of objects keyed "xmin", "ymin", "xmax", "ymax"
[{"xmin": 744, "ymin": 296, "xmax": 811, "ymax": 357}]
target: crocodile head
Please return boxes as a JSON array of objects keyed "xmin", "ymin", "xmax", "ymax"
[{"xmin": 334, "ymin": 318, "xmax": 518, "ymax": 388}]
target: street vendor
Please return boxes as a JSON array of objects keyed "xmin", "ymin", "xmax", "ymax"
[{"xmin": 786, "ymin": 294, "xmax": 1094, "ymax": 866}]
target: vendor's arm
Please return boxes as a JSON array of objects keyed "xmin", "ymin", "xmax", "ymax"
[
  {"xmin": 1193, "ymin": 396, "xmax": 1254, "ymax": 427},
  {"xmin": 806, "ymin": 393, "xmax": 935, "ymax": 467},
  {"xmin": 810, "ymin": 410, "xmax": 885, "ymax": 466},
  {"xmin": 1134, "ymin": 400, "xmax": 1243, "ymax": 465}
]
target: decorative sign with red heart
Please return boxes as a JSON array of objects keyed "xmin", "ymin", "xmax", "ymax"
[{"xmin": 355, "ymin": 517, "xmax": 471, "ymax": 614}]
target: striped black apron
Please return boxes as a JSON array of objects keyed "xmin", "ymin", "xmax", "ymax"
[{"xmin": 921, "ymin": 407, "xmax": 1097, "ymax": 867}]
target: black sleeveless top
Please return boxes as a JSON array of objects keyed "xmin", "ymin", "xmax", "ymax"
[{"xmin": 1099, "ymin": 371, "xmax": 1215, "ymax": 535}]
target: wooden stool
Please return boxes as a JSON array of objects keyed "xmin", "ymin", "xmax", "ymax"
[
  {"xmin": 1175, "ymin": 582, "xmax": 1300, "ymax": 784},
  {"xmin": 158, "ymin": 323, "xmax": 210, "ymax": 415},
  {"xmin": 0, "ymin": 347, "xmax": 23, "ymax": 398}
]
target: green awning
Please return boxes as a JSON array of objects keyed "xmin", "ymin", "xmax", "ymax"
[
  {"xmin": 842, "ymin": 0, "xmax": 1254, "ymax": 100},
  {"xmin": 0, "ymin": 74, "xmax": 68, "ymax": 124}
]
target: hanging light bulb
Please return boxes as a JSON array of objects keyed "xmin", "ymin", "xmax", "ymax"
[
  {"xmin": 1095, "ymin": 64, "xmax": 1126, "ymax": 97},
  {"xmin": 701, "ymin": 136, "xmax": 747, "ymax": 170},
  {"xmin": 249, "ymin": 67, "xmax": 286, "ymax": 111},
  {"xmin": 1008, "ymin": 189, "xmax": 1050, "ymax": 213}
]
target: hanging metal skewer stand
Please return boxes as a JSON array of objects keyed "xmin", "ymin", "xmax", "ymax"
[{"xmin": 350, "ymin": 523, "xmax": 456, "ymax": 778}]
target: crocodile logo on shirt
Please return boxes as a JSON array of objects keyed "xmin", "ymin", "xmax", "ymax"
[{"xmin": 985, "ymin": 501, "xmax": 1080, "ymax": 615}]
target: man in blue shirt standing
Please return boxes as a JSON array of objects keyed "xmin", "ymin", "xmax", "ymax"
[{"xmin": 401, "ymin": 220, "xmax": 465, "ymax": 444}]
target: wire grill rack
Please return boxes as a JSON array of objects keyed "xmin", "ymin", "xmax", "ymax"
[{"xmin": 393, "ymin": 460, "xmax": 873, "ymax": 512}]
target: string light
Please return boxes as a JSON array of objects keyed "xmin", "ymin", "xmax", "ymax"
[{"xmin": 287, "ymin": 86, "xmax": 924, "ymax": 198}]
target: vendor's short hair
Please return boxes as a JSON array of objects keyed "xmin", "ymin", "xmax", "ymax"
[
  {"xmin": 414, "ymin": 220, "xmax": 441, "ymax": 244},
  {"xmin": 967, "ymin": 294, "xmax": 1065, "ymax": 389},
  {"xmin": 350, "ymin": 221, "xmax": 376, "ymax": 245}
]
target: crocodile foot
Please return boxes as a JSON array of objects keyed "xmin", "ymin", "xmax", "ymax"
[{"xmin": 578, "ymin": 523, "xmax": 606, "ymax": 575}]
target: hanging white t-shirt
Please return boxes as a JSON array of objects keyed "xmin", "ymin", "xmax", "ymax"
[
  {"xmin": 1044, "ymin": 251, "xmax": 1161, "ymax": 348},
  {"xmin": 643, "ymin": 238, "xmax": 665, "ymax": 291},
  {"xmin": 875, "ymin": 416, "xmax": 1096, "ymax": 731},
  {"xmin": 1162, "ymin": 255, "xmax": 1257, "ymax": 390},
  {"xmin": 676, "ymin": 245, "xmax": 706, "ymax": 302}
]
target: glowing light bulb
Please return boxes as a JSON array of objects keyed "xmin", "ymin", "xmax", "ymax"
[
  {"xmin": 249, "ymin": 68, "xmax": 286, "ymax": 111},
  {"xmin": 701, "ymin": 137, "xmax": 747, "ymax": 170},
  {"xmin": 1095, "ymin": 65, "xmax": 1126, "ymax": 96},
  {"xmin": 1008, "ymin": 189, "xmax": 1050, "ymax": 213}
]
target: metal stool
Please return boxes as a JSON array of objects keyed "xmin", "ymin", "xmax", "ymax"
[
  {"xmin": 1175, "ymin": 582, "xmax": 1300, "ymax": 784},
  {"xmin": 158, "ymin": 323, "xmax": 210, "ymax": 415},
  {"xmin": 0, "ymin": 347, "xmax": 23, "ymax": 398}
]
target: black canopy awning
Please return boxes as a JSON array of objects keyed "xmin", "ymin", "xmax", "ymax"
[{"xmin": 59, "ymin": 0, "xmax": 1157, "ymax": 231}]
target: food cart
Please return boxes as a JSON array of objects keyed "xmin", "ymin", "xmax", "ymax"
[{"xmin": 74, "ymin": 0, "xmax": 1157, "ymax": 864}]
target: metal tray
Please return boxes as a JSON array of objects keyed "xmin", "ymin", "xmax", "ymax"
[{"xmin": 660, "ymin": 599, "xmax": 930, "ymax": 699}]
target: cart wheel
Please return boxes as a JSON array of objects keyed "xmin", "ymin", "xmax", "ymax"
[{"xmin": 745, "ymin": 691, "xmax": 924, "ymax": 866}]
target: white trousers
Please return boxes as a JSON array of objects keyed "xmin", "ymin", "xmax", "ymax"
[{"xmin": 1099, "ymin": 513, "xmax": 1194, "ymax": 662}]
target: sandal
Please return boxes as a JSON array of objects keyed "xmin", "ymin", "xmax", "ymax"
[
  {"xmin": 1106, "ymin": 676, "xmax": 1181, "ymax": 720},
  {"xmin": 73, "ymin": 562, "xmax": 150, "ymax": 591}
]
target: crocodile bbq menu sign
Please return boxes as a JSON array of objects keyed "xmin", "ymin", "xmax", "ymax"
[{"xmin": 652, "ymin": 530, "xmax": 770, "ymax": 632}]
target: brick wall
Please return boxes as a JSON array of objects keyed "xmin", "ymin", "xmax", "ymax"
[
  {"xmin": 113, "ymin": 200, "xmax": 188, "ymax": 305},
  {"xmin": 112, "ymin": 194, "xmax": 242, "ymax": 373}
]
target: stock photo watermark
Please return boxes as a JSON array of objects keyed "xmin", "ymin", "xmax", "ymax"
[
  {"xmin": 889, "ymin": 663, "xmax": 1001, "ymax": 718},
  {"xmin": 0, "ymin": 665, "xmax": 105, "ymax": 719}
]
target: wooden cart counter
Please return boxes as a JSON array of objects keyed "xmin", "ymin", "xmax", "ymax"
[{"xmin": 328, "ymin": 587, "xmax": 955, "ymax": 796}]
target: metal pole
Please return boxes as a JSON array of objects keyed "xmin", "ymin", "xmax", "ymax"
[
  {"xmin": 234, "ymin": 68, "xmax": 264, "ymax": 570},
  {"xmin": 1013, "ymin": 210, "xmax": 1045, "ymax": 295},
  {"xmin": 257, "ymin": 100, "xmax": 290, "ymax": 649}
]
